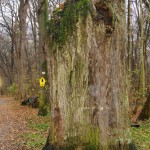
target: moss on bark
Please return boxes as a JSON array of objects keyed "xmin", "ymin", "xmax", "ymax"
[
  {"xmin": 44, "ymin": 0, "xmax": 136, "ymax": 149},
  {"xmin": 47, "ymin": 0, "xmax": 90, "ymax": 47}
]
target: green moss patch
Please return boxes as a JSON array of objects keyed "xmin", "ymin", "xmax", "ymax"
[{"xmin": 47, "ymin": 0, "xmax": 90, "ymax": 47}]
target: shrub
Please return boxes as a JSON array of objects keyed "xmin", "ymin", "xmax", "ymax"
[{"xmin": 7, "ymin": 83, "xmax": 19, "ymax": 96}]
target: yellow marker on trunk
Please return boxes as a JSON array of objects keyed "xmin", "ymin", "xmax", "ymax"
[{"xmin": 39, "ymin": 77, "xmax": 46, "ymax": 87}]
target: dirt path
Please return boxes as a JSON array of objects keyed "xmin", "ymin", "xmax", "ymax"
[{"xmin": 0, "ymin": 96, "xmax": 39, "ymax": 150}]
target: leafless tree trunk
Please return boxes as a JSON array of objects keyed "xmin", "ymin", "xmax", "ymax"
[{"xmin": 18, "ymin": 0, "xmax": 29, "ymax": 99}]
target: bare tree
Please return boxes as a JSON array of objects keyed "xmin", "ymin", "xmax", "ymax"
[
  {"xmin": 16, "ymin": 0, "xmax": 29, "ymax": 99},
  {"xmin": 0, "ymin": 0, "xmax": 19, "ymax": 85}
]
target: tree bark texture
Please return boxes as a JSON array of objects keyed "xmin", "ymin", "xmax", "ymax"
[
  {"xmin": 44, "ymin": 0, "xmax": 137, "ymax": 149},
  {"xmin": 37, "ymin": 0, "xmax": 49, "ymax": 116},
  {"xmin": 18, "ymin": 0, "xmax": 29, "ymax": 99}
]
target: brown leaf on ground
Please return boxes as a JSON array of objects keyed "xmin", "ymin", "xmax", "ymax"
[{"xmin": 0, "ymin": 96, "xmax": 48, "ymax": 150}]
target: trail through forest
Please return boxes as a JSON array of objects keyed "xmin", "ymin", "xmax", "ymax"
[{"xmin": 0, "ymin": 96, "xmax": 44, "ymax": 150}]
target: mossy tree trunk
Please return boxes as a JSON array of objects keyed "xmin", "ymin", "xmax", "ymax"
[
  {"xmin": 37, "ymin": 0, "xmax": 49, "ymax": 116},
  {"xmin": 44, "ymin": 0, "xmax": 137, "ymax": 149}
]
